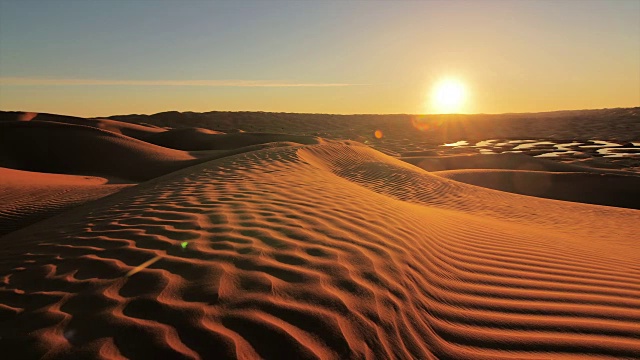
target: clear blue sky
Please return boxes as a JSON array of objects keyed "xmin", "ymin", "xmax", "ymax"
[{"xmin": 1, "ymin": 0, "xmax": 639, "ymax": 116}]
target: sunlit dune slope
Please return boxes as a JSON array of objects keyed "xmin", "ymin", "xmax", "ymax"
[
  {"xmin": 0, "ymin": 167, "xmax": 131, "ymax": 236},
  {"xmin": 1, "ymin": 142, "xmax": 638, "ymax": 359}
]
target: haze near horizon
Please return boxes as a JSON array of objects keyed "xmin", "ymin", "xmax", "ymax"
[{"xmin": 0, "ymin": 0, "xmax": 639, "ymax": 117}]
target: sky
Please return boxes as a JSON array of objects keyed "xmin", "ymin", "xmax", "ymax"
[{"xmin": 0, "ymin": 0, "xmax": 639, "ymax": 117}]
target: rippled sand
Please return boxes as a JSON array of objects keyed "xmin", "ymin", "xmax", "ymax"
[{"xmin": 0, "ymin": 111, "xmax": 639, "ymax": 359}]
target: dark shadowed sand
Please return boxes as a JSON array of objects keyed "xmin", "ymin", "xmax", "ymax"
[{"xmin": 0, "ymin": 109, "xmax": 639, "ymax": 359}]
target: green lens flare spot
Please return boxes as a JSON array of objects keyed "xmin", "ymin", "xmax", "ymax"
[{"xmin": 181, "ymin": 242, "xmax": 188, "ymax": 249}]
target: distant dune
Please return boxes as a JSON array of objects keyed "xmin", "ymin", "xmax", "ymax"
[
  {"xmin": 0, "ymin": 109, "xmax": 638, "ymax": 359},
  {"xmin": 102, "ymin": 107, "xmax": 640, "ymax": 143}
]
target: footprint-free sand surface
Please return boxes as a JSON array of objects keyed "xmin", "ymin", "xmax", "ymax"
[{"xmin": 0, "ymin": 110, "xmax": 639, "ymax": 359}]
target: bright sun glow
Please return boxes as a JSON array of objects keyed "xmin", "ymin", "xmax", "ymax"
[{"xmin": 431, "ymin": 79, "xmax": 466, "ymax": 114}]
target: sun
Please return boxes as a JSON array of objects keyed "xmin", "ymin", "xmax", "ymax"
[{"xmin": 431, "ymin": 79, "xmax": 466, "ymax": 114}]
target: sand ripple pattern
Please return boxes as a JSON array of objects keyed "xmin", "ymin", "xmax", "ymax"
[{"xmin": 1, "ymin": 143, "xmax": 639, "ymax": 359}]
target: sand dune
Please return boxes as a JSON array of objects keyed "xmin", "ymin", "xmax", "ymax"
[
  {"xmin": 401, "ymin": 152, "xmax": 622, "ymax": 173},
  {"xmin": 0, "ymin": 120, "xmax": 324, "ymax": 182},
  {"xmin": 0, "ymin": 117, "xmax": 327, "ymax": 240},
  {"xmin": 0, "ymin": 167, "xmax": 131, "ymax": 236},
  {"xmin": 434, "ymin": 169, "xmax": 640, "ymax": 209},
  {"xmin": 1, "ymin": 140, "xmax": 638, "ymax": 359},
  {"xmin": 0, "ymin": 111, "xmax": 168, "ymax": 137},
  {"xmin": 0, "ymin": 120, "xmax": 200, "ymax": 182},
  {"xmin": 0, "ymin": 111, "xmax": 323, "ymax": 151},
  {"xmin": 146, "ymin": 131, "xmax": 323, "ymax": 151},
  {"xmin": 401, "ymin": 152, "xmax": 640, "ymax": 208}
]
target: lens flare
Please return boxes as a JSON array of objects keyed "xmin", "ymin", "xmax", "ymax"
[
  {"xmin": 374, "ymin": 130, "xmax": 383, "ymax": 139},
  {"xmin": 18, "ymin": 112, "xmax": 38, "ymax": 121},
  {"xmin": 125, "ymin": 255, "xmax": 162, "ymax": 277},
  {"xmin": 411, "ymin": 116, "xmax": 444, "ymax": 132}
]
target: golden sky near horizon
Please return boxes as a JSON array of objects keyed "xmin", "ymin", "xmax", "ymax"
[{"xmin": 0, "ymin": 1, "xmax": 639, "ymax": 117}]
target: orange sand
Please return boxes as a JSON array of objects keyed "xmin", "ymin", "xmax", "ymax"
[{"xmin": 0, "ymin": 111, "xmax": 638, "ymax": 359}]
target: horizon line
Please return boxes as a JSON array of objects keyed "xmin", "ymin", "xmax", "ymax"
[{"xmin": 1, "ymin": 106, "xmax": 638, "ymax": 119}]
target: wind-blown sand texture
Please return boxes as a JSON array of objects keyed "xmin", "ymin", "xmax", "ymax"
[
  {"xmin": 0, "ymin": 167, "xmax": 131, "ymax": 236},
  {"xmin": 0, "ymin": 110, "xmax": 639, "ymax": 359}
]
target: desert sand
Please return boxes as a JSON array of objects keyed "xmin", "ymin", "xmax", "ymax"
[{"xmin": 0, "ymin": 110, "xmax": 639, "ymax": 359}]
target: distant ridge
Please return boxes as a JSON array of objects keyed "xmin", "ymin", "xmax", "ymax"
[
  {"xmin": 104, "ymin": 106, "xmax": 640, "ymax": 118},
  {"xmin": 2, "ymin": 107, "xmax": 639, "ymax": 142},
  {"xmin": 100, "ymin": 107, "xmax": 640, "ymax": 143}
]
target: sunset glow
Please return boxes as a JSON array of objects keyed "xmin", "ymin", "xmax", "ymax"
[
  {"xmin": 0, "ymin": 0, "xmax": 638, "ymax": 116},
  {"xmin": 432, "ymin": 79, "xmax": 466, "ymax": 114}
]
